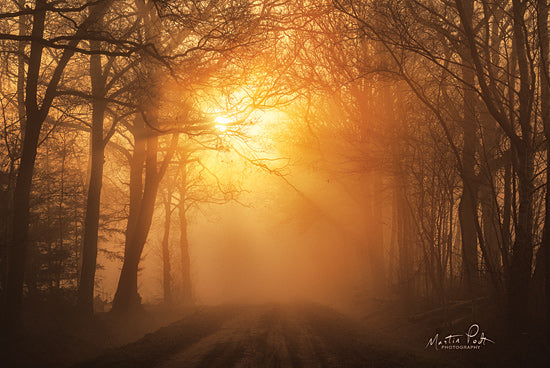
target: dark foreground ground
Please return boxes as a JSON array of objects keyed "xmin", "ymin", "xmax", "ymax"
[
  {"xmin": 76, "ymin": 304, "xmax": 456, "ymax": 368},
  {"xmin": 2, "ymin": 302, "xmax": 548, "ymax": 368}
]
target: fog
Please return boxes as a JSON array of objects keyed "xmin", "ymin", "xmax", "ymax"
[{"xmin": 101, "ymin": 128, "xmax": 379, "ymax": 310}]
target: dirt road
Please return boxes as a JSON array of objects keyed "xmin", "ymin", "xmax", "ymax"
[{"xmin": 76, "ymin": 304, "xmax": 454, "ymax": 368}]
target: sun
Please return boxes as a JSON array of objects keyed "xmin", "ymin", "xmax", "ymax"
[
  {"xmin": 215, "ymin": 116, "xmax": 230, "ymax": 132},
  {"xmin": 215, "ymin": 116, "xmax": 231, "ymax": 125}
]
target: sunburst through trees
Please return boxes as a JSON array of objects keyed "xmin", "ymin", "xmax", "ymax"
[{"xmin": 0, "ymin": 1, "xmax": 549, "ymax": 367}]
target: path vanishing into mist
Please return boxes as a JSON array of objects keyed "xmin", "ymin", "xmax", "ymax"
[{"xmin": 76, "ymin": 304, "xmax": 455, "ymax": 368}]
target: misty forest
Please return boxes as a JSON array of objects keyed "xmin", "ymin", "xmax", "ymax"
[{"xmin": 1, "ymin": 0, "xmax": 549, "ymax": 367}]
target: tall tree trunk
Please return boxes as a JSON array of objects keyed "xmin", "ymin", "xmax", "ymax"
[
  {"xmin": 505, "ymin": 0, "xmax": 535, "ymax": 337},
  {"xmin": 112, "ymin": 131, "xmax": 160, "ymax": 313},
  {"xmin": 112, "ymin": 128, "xmax": 178, "ymax": 314},
  {"xmin": 5, "ymin": 1, "xmax": 47, "ymax": 327},
  {"xmin": 1, "ymin": 0, "xmax": 28, "ymax": 307},
  {"xmin": 368, "ymin": 174, "xmax": 386, "ymax": 293},
  {"xmin": 479, "ymin": 183, "xmax": 500, "ymax": 282},
  {"xmin": 77, "ymin": 34, "xmax": 106, "ymax": 316},
  {"xmin": 392, "ymin": 85, "xmax": 413, "ymax": 301},
  {"xmin": 537, "ymin": 0, "xmax": 550, "ymax": 337},
  {"xmin": 161, "ymin": 190, "xmax": 173, "ymax": 304},
  {"xmin": 397, "ymin": 185, "xmax": 413, "ymax": 301},
  {"xmin": 479, "ymin": 117, "xmax": 501, "ymax": 288},
  {"xmin": 178, "ymin": 161, "xmax": 192, "ymax": 305},
  {"xmin": 109, "ymin": 116, "xmax": 145, "ymax": 311},
  {"xmin": 483, "ymin": 0, "xmax": 534, "ymax": 338},
  {"xmin": 508, "ymin": 147, "xmax": 534, "ymax": 335},
  {"xmin": 459, "ymin": 7, "xmax": 479, "ymax": 295}
]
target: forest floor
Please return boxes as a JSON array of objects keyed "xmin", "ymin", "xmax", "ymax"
[{"xmin": 2, "ymin": 300, "xmax": 548, "ymax": 368}]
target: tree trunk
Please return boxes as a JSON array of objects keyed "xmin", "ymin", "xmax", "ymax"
[
  {"xmin": 480, "ymin": 176, "xmax": 500, "ymax": 279},
  {"xmin": 6, "ymin": 112, "xmax": 43, "ymax": 326},
  {"xmin": 459, "ymin": 15, "xmax": 479, "ymax": 296},
  {"xmin": 537, "ymin": 0, "xmax": 550, "ymax": 337},
  {"xmin": 5, "ymin": 1, "xmax": 47, "ymax": 327},
  {"xmin": 77, "ymin": 35, "xmax": 106, "ymax": 316},
  {"xmin": 368, "ymin": 175, "xmax": 386, "ymax": 293},
  {"xmin": 506, "ymin": 0, "xmax": 535, "ymax": 337},
  {"xmin": 397, "ymin": 185, "xmax": 413, "ymax": 301},
  {"xmin": 161, "ymin": 191, "xmax": 173, "ymax": 304},
  {"xmin": 112, "ymin": 132, "xmax": 160, "ymax": 314},
  {"xmin": 508, "ymin": 148, "xmax": 534, "ymax": 335},
  {"xmin": 112, "ymin": 127, "xmax": 178, "ymax": 314},
  {"xmin": 178, "ymin": 161, "xmax": 192, "ymax": 305}
]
